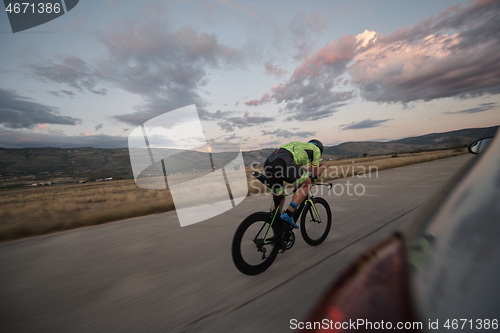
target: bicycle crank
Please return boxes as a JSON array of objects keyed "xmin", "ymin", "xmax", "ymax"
[{"xmin": 282, "ymin": 230, "xmax": 295, "ymax": 251}]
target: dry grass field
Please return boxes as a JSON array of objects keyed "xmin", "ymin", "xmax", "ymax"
[
  {"xmin": 0, "ymin": 180, "xmax": 176, "ymax": 241},
  {"xmin": 0, "ymin": 148, "xmax": 466, "ymax": 241}
]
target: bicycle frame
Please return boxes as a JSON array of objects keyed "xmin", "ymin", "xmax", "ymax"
[{"xmin": 262, "ymin": 183, "xmax": 330, "ymax": 244}]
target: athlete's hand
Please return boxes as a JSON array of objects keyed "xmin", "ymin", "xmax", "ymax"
[
  {"xmin": 318, "ymin": 162, "xmax": 328, "ymax": 174},
  {"xmin": 311, "ymin": 162, "xmax": 328, "ymax": 178}
]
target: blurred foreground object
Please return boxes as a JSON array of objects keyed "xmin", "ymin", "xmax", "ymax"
[{"xmin": 303, "ymin": 130, "xmax": 500, "ymax": 332}]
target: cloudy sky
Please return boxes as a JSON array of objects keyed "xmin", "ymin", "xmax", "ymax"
[{"xmin": 1, "ymin": 0, "xmax": 499, "ymax": 149}]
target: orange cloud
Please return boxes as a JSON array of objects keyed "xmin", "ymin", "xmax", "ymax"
[
  {"xmin": 245, "ymin": 0, "xmax": 500, "ymax": 119},
  {"xmin": 245, "ymin": 93, "xmax": 270, "ymax": 106},
  {"xmin": 34, "ymin": 124, "xmax": 65, "ymax": 136}
]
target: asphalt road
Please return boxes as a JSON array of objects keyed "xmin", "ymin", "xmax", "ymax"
[{"xmin": 0, "ymin": 154, "xmax": 473, "ymax": 333}]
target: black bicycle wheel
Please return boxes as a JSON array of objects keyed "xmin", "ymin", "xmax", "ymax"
[
  {"xmin": 232, "ymin": 212, "xmax": 281, "ymax": 275},
  {"xmin": 300, "ymin": 197, "xmax": 332, "ymax": 246}
]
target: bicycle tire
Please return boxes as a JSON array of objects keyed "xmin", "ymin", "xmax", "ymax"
[
  {"xmin": 232, "ymin": 212, "xmax": 281, "ymax": 275},
  {"xmin": 300, "ymin": 197, "xmax": 332, "ymax": 246}
]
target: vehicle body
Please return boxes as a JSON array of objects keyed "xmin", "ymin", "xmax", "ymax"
[{"xmin": 302, "ymin": 132, "xmax": 500, "ymax": 332}]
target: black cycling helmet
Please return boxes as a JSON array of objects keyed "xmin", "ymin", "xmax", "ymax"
[{"xmin": 308, "ymin": 139, "xmax": 324, "ymax": 154}]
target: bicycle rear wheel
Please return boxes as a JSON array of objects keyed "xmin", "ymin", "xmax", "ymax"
[
  {"xmin": 232, "ymin": 212, "xmax": 280, "ymax": 275},
  {"xmin": 300, "ymin": 197, "xmax": 332, "ymax": 246}
]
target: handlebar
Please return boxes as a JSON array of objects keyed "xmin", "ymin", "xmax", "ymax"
[
  {"xmin": 293, "ymin": 179, "xmax": 332, "ymax": 193},
  {"xmin": 311, "ymin": 182, "xmax": 333, "ymax": 190},
  {"xmin": 310, "ymin": 169, "xmax": 332, "ymax": 189}
]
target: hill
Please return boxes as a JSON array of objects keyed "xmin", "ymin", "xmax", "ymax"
[
  {"xmin": 0, "ymin": 125, "xmax": 497, "ymax": 186},
  {"xmin": 323, "ymin": 125, "xmax": 498, "ymax": 157}
]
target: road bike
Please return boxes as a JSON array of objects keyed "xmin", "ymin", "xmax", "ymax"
[{"xmin": 232, "ymin": 172, "xmax": 333, "ymax": 275}]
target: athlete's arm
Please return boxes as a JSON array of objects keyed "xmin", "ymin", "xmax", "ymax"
[
  {"xmin": 309, "ymin": 145, "xmax": 327, "ymax": 178},
  {"xmin": 311, "ymin": 161, "xmax": 328, "ymax": 178}
]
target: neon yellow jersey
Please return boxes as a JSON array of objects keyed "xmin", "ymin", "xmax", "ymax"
[{"xmin": 279, "ymin": 142, "xmax": 321, "ymax": 167}]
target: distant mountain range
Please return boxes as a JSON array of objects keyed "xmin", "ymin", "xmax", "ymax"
[
  {"xmin": 0, "ymin": 125, "xmax": 497, "ymax": 185},
  {"xmin": 323, "ymin": 126, "xmax": 498, "ymax": 157}
]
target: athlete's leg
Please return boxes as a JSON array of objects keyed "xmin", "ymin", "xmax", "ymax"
[
  {"xmin": 280, "ymin": 165, "xmax": 309, "ymax": 229},
  {"xmin": 270, "ymin": 181, "xmax": 285, "ymax": 213},
  {"xmin": 271, "ymin": 195, "xmax": 286, "ymax": 213},
  {"xmin": 264, "ymin": 157, "xmax": 286, "ymax": 213},
  {"xmin": 289, "ymin": 177, "xmax": 312, "ymax": 212}
]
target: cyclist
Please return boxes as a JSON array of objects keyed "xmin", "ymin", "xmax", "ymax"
[{"xmin": 263, "ymin": 139, "xmax": 328, "ymax": 229}]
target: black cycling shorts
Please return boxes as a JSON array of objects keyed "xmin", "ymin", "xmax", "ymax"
[{"xmin": 264, "ymin": 148, "xmax": 307, "ymax": 193}]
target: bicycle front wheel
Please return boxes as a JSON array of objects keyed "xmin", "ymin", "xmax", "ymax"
[
  {"xmin": 300, "ymin": 197, "xmax": 332, "ymax": 246},
  {"xmin": 232, "ymin": 212, "xmax": 280, "ymax": 275}
]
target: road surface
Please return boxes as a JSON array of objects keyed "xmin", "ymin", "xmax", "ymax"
[{"xmin": 0, "ymin": 154, "xmax": 473, "ymax": 333}]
